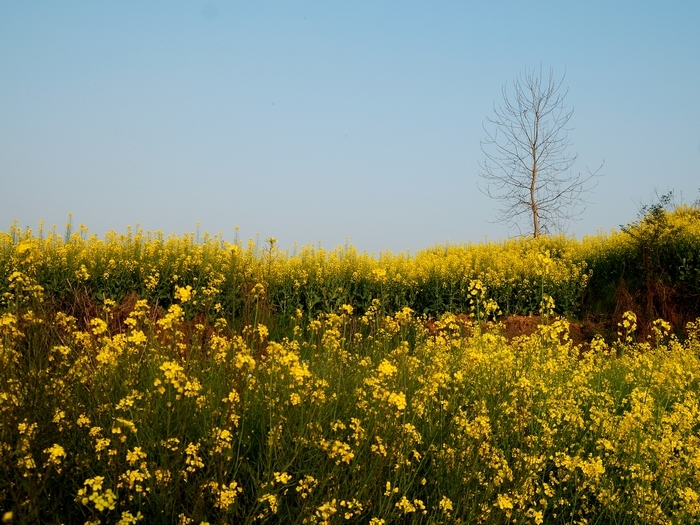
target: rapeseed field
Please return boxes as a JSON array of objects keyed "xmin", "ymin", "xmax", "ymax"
[{"xmin": 1, "ymin": 206, "xmax": 700, "ymax": 523}]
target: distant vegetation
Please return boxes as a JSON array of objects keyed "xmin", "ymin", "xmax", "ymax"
[
  {"xmin": 2, "ymin": 202, "xmax": 699, "ymax": 335},
  {"xmin": 1, "ymin": 203, "xmax": 699, "ymax": 523}
]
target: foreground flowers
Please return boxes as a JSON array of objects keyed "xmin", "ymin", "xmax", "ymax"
[{"xmin": 2, "ymin": 287, "xmax": 700, "ymax": 523}]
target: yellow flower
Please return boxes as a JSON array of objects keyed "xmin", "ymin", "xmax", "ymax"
[
  {"xmin": 208, "ymin": 481, "xmax": 242, "ymax": 509},
  {"xmin": 273, "ymin": 471, "xmax": 292, "ymax": 484},
  {"xmin": 395, "ymin": 496, "xmax": 417, "ymax": 514},
  {"xmin": 439, "ymin": 496, "xmax": 453, "ymax": 514},
  {"xmin": 117, "ymin": 511, "xmax": 143, "ymax": 525},
  {"xmin": 258, "ymin": 493, "xmax": 278, "ymax": 514},
  {"xmin": 372, "ymin": 268, "xmax": 387, "ymax": 281},
  {"xmin": 43, "ymin": 443, "xmax": 66, "ymax": 468},
  {"xmin": 75, "ymin": 264, "xmax": 90, "ymax": 281},
  {"xmin": 256, "ymin": 324, "xmax": 269, "ymax": 342},
  {"xmin": 126, "ymin": 447, "xmax": 147, "ymax": 465},
  {"xmin": 316, "ymin": 499, "xmax": 337, "ymax": 521},
  {"xmin": 296, "ymin": 475, "xmax": 318, "ymax": 499},
  {"xmin": 387, "ymin": 391, "xmax": 407, "ymax": 411},
  {"xmin": 377, "ymin": 359, "xmax": 397, "ymax": 378},
  {"xmin": 78, "ymin": 476, "xmax": 117, "ymax": 512},
  {"xmin": 496, "ymin": 493, "xmax": 514, "ymax": 510},
  {"xmin": 339, "ymin": 304, "xmax": 354, "ymax": 315},
  {"xmin": 174, "ymin": 285, "xmax": 194, "ymax": 303}
]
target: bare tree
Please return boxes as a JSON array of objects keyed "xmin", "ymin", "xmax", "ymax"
[{"xmin": 478, "ymin": 66, "xmax": 601, "ymax": 238}]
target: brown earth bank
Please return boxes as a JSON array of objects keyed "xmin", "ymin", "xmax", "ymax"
[
  {"xmin": 500, "ymin": 314, "xmax": 612, "ymax": 346},
  {"xmin": 423, "ymin": 313, "xmax": 602, "ymax": 345},
  {"xmin": 423, "ymin": 312, "xmax": 691, "ymax": 350}
]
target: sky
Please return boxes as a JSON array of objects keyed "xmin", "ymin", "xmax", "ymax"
[{"xmin": 1, "ymin": 1, "xmax": 699, "ymax": 254}]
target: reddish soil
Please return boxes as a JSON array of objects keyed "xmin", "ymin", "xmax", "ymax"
[
  {"xmin": 500, "ymin": 314, "xmax": 614, "ymax": 347},
  {"xmin": 500, "ymin": 315, "xmax": 541, "ymax": 340}
]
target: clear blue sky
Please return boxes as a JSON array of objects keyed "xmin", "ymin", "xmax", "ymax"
[{"xmin": 2, "ymin": 1, "xmax": 699, "ymax": 254}]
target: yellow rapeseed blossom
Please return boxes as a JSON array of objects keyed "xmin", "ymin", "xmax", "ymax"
[
  {"xmin": 78, "ymin": 476, "xmax": 117, "ymax": 512},
  {"xmin": 273, "ymin": 471, "xmax": 292, "ymax": 484},
  {"xmin": 439, "ymin": 496, "xmax": 453, "ymax": 515},
  {"xmin": 43, "ymin": 444, "xmax": 66, "ymax": 471},
  {"xmin": 319, "ymin": 439, "xmax": 355, "ymax": 465},
  {"xmin": 75, "ymin": 264, "xmax": 90, "ymax": 281},
  {"xmin": 126, "ymin": 446, "xmax": 147, "ymax": 465},
  {"xmin": 315, "ymin": 499, "xmax": 337, "ymax": 522},
  {"xmin": 496, "ymin": 493, "xmax": 514, "ymax": 510},
  {"xmin": 339, "ymin": 303, "xmax": 353, "ymax": 316},
  {"xmin": 296, "ymin": 475, "xmax": 318, "ymax": 499},
  {"xmin": 207, "ymin": 481, "xmax": 242, "ymax": 509},
  {"xmin": 618, "ymin": 310, "xmax": 637, "ymax": 343},
  {"xmin": 174, "ymin": 285, "xmax": 194, "ymax": 303},
  {"xmin": 387, "ymin": 391, "xmax": 407, "ymax": 412},
  {"xmin": 184, "ymin": 442, "xmax": 204, "ymax": 474},
  {"xmin": 377, "ymin": 359, "xmax": 397, "ymax": 378},
  {"xmin": 257, "ymin": 493, "xmax": 278, "ymax": 515},
  {"xmin": 117, "ymin": 511, "xmax": 144, "ymax": 525}
]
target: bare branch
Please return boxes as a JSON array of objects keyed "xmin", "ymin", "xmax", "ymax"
[{"xmin": 478, "ymin": 66, "xmax": 603, "ymax": 237}]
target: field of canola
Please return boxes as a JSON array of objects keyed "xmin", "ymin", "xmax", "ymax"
[{"xmin": 1, "ymin": 205, "xmax": 700, "ymax": 524}]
